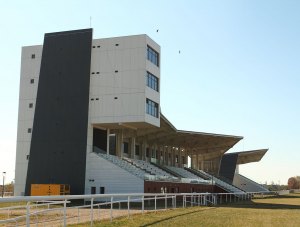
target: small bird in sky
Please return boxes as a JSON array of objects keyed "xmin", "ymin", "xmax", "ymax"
[
  {"xmin": 156, "ymin": 29, "xmax": 159, "ymax": 32},
  {"xmin": 179, "ymin": 50, "xmax": 181, "ymax": 54}
]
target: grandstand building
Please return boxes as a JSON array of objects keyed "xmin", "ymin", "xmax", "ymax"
[{"xmin": 15, "ymin": 28, "xmax": 268, "ymax": 196}]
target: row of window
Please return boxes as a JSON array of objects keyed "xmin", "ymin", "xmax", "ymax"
[
  {"xmin": 91, "ymin": 97, "xmax": 118, "ymax": 101},
  {"xmin": 91, "ymin": 70, "xmax": 159, "ymax": 93},
  {"xmin": 147, "ymin": 46, "xmax": 159, "ymax": 66},
  {"xmin": 123, "ymin": 143, "xmax": 141, "ymax": 156},
  {"xmin": 146, "ymin": 98, "xmax": 159, "ymax": 118},
  {"xmin": 91, "ymin": 70, "xmax": 118, "ymax": 75},
  {"xmin": 92, "ymin": 43, "xmax": 119, "ymax": 49},
  {"xmin": 91, "ymin": 186, "xmax": 105, "ymax": 194},
  {"xmin": 90, "ymin": 96, "xmax": 159, "ymax": 118}
]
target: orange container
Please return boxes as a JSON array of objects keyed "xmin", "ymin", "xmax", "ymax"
[{"xmin": 31, "ymin": 184, "xmax": 70, "ymax": 196}]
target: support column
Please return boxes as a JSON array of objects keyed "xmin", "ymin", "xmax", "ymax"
[
  {"xmin": 106, "ymin": 129, "xmax": 110, "ymax": 155},
  {"xmin": 116, "ymin": 130, "xmax": 123, "ymax": 158},
  {"xmin": 163, "ymin": 147, "xmax": 168, "ymax": 165},
  {"xmin": 178, "ymin": 147, "xmax": 182, "ymax": 167},
  {"xmin": 153, "ymin": 144, "xmax": 158, "ymax": 163},
  {"xmin": 173, "ymin": 148, "xmax": 176, "ymax": 167},
  {"xmin": 142, "ymin": 139, "xmax": 147, "ymax": 161},
  {"xmin": 130, "ymin": 137, "xmax": 136, "ymax": 159},
  {"xmin": 196, "ymin": 154, "xmax": 199, "ymax": 170},
  {"xmin": 190, "ymin": 151, "xmax": 193, "ymax": 169}
]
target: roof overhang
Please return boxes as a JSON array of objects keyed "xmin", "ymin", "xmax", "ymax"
[
  {"xmin": 226, "ymin": 149, "xmax": 268, "ymax": 165},
  {"xmin": 133, "ymin": 113, "xmax": 243, "ymax": 156}
]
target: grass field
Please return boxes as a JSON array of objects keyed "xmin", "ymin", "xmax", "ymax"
[{"xmin": 71, "ymin": 193, "xmax": 300, "ymax": 227}]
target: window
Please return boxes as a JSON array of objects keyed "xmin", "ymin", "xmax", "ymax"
[
  {"xmin": 29, "ymin": 103, "xmax": 33, "ymax": 108},
  {"xmin": 146, "ymin": 72, "xmax": 159, "ymax": 92},
  {"xmin": 135, "ymin": 145, "xmax": 140, "ymax": 156},
  {"xmin": 176, "ymin": 155, "xmax": 178, "ymax": 163},
  {"xmin": 91, "ymin": 187, "xmax": 96, "ymax": 194},
  {"xmin": 147, "ymin": 46, "xmax": 159, "ymax": 66},
  {"xmin": 100, "ymin": 187, "xmax": 105, "ymax": 194},
  {"xmin": 26, "ymin": 155, "xmax": 30, "ymax": 160},
  {"xmin": 28, "ymin": 128, "xmax": 32, "ymax": 133},
  {"xmin": 123, "ymin": 142, "xmax": 129, "ymax": 154},
  {"xmin": 31, "ymin": 54, "xmax": 35, "ymax": 59},
  {"xmin": 151, "ymin": 149, "xmax": 155, "ymax": 158},
  {"xmin": 30, "ymin": 79, "xmax": 34, "ymax": 84},
  {"xmin": 146, "ymin": 98, "xmax": 159, "ymax": 118}
]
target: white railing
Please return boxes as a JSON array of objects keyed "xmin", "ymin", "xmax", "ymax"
[{"xmin": 0, "ymin": 191, "xmax": 274, "ymax": 226}]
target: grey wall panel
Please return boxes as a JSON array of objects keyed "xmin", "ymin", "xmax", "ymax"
[
  {"xmin": 219, "ymin": 153, "xmax": 238, "ymax": 183},
  {"xmin": 25, "ymin": 29, "xmax": 92, "ymax": 195}
]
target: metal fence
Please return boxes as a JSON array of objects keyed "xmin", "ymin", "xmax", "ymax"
[{"xmin": 0, "ymin": 191, "xmax": 273, "ymax": 226}]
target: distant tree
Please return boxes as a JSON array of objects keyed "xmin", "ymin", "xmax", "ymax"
[
  {"xmin": 5, "ymin": 182, "xmax": 14, "ymax": 193},
  {"xmin": 288, "ymin": 177, "xmax": 299, "ymax": 189}
]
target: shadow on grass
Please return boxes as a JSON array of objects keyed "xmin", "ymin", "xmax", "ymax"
[
  {"xmin": 219, "ymin": 199, "xmax": 300, "ymax": 210},
  {"xmin": 140, "ymin": 207, "xmax": 217, "ymax": 227},
  {"xmin": 275, "ymin": 194, "xmax": 300, "ymax": 199}
]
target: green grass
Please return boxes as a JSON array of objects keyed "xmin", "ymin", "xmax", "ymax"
[{"xmin": 71, "ymin": 193, "xmax": 300, "ymax": 227}]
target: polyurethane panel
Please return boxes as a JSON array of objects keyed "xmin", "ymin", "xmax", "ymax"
[
  {"xmin": 25, "ymin": 29, "xmax": 92, "ymax": 195},
  {"xmin": 219, "ymin": 153, "xmax": 238, "ymax": 183}
]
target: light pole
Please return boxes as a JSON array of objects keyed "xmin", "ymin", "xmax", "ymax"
[{"xmin": 2, "ymin": 172, "xmax": 6, "ymax": 198}]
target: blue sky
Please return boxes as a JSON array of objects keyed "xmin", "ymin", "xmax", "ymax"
[{"xmin": 0, "ymin": 0, "xmax": 299, "ymax": 185}]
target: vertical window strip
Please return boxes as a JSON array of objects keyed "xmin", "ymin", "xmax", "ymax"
[
  {"xmin": 146, "ymin": 71, "xmax": 159, "ymax": 92},
  {"xmin": 146, "ymin": 98, "xmax": 159, "ymax": 118},
  {"xmin": 147, "ymin": 46, "xmax": 159, "ymax": 66}
]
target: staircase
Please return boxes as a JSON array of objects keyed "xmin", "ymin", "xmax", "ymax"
[
  {"xmin": 124, "ymin": 158, "xmax": 174, "ymax": 178},
  {"xmin": 233, "ymin": 173, "xmax": 269, "ymax": 192},
  {"xmin": 96, "ymin": 153, "xmax": 147, "ymax": 179},
  {"xmin": 150, "ymin": 162, "xmax": 182, "ymax": 178},
  {"xmin": 187, "ymin": 168, "xmax": 245, "ymax": 194},
  {"xmin": 165, "ymin": 166, "xmax": 206, "ymax": 181}
]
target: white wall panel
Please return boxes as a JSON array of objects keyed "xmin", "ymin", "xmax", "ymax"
[
  {"xmin": 15, "ymin": 45, "xmax": 42, "ymax": 196},
  {"xmin": 89, "ymin": 34, "xmax": 160, "ymax": 127},
  {"xmin": 85, "ymin": 153, "xmax": 144, "ymax": 194}
]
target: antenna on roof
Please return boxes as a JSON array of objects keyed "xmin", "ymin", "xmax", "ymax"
[{"xmin": 90, "ymin": 16, "xmax": 92, "ymax": 28}]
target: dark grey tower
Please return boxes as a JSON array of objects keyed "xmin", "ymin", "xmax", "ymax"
[{"xmin": 25, "ymin": 29, "xmax": 92, "ymax": 195}]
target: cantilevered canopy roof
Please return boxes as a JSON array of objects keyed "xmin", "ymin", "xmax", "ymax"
[
  {"xmin": 226, "ymin": 149, "xmax": 268, "ymax": 165},
  {"xmin": 133, "ymin": 113, "xmax": 243, "ymax": 158}
]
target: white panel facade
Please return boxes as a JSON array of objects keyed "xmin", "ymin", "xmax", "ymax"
[
  {"xmin": 15, "ymin": 45, "xmax": 42, "ymax": 196},
  {"xmin": 89, "ymin": 35, "xmax": 160, "ymax": 127},
  {"xmin": 85, "ymin": 153, "xmax": 144, "ymax": 194}
]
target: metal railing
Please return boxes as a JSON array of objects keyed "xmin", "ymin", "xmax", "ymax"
[{"xmin": 0, "ymin": 191, "xmax": 274, "ymax": 226}]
